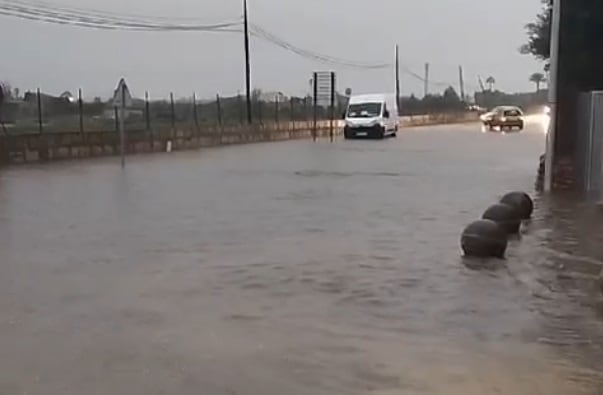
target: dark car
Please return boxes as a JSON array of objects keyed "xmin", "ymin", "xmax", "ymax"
[{"xmin": 480, "ymin": 106, "xmax": 524, "ymax": 131}]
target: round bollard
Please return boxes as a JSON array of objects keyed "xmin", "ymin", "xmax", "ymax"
[
  {"xmin": 482, "ymin": 203, "xmax": 521, "ymax": 234},
  {"xmin": 461, "ymin": 220, "xmax": 508, "ymax": 258},
  {"xmin": 501, "ymin": 191, "xmax": 534, "ymax": 220}
]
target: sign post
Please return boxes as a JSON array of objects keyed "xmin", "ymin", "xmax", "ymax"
[
  {"xmin": 312, "ymin": 71, "xmax": 337, "ymax": 140},
  {"xmin": 0, "ymin": 84, "xmax": 5, "ymax": 134},
  {"xmin": 330, "ymin": 72, "xmax": 336, "ymax": 142},
  {"xmin": 113, "ymin": 78, "xmax": 132, "ymax": 168}
]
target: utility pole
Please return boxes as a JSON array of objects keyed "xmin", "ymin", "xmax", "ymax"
[
  {"xmin": 395, "ymin": 45, "xmax": 401, "ymax": 113},
  {"xmin": 458, "ymin": 65, "xmax": 465, "ymax": 103},
  {"xmin": 424, "ymin": 62, "xmax": 430, "ymax": 97},
  {"xmin": 243, "ymin": 0, "xmax": 252, "ymax": 124}
]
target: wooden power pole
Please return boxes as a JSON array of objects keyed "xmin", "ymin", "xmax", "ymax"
[
  {"xmin": 424, "ymin": 62, "xmax": 430, "ymax": 97},
  {"xmin": 243, "ymin": 0, "xmax": 252, "ymax": 124},
  {"xmin": 395, "ymin": 45, "xmax": 401, "ymax": 112},
  {"xmin": 458, "ymin": 65, "xmax": 465, "ymax": 103}
]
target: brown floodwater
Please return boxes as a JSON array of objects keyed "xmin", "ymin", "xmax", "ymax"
[{"xmin": 0, "ymin": 118, "xmax": 602, "ymax": 394}]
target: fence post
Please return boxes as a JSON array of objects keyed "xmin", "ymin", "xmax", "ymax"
[
  {"xmin": 312, "ymin": 72, "xmax": 318, "ymax": 141},
  {"xmin": 258, "ymin": 100, "xmax": 263, "ymax": 127},
  {"xmin": 0, "ymin": 85, "xmax": 5, "ymax": 135},
  {"xmin": 303, "ymin": 96, "xmax": 308, "ymax": 130},
  {"xmin": 330, "ymin": 71, "xmax": 335, "ymax": 142},
  {"xmin": 238, "ymin": 93, "xmax": 244, "ymax": 126},
  {"xmin": 78, "ymin": 88, "xmax": 84, "ymax": 136},
  {"xmin": 170, "ymin": 92, "xmax": 176, "ymax": 138},
  {"xmin": 114, "ymin": 107, "xmax": 119, "ymax": 133},
  {"xmin": 290, "ymin": 97, "xmax": 295, "ymax": 132},
  {"xmin": 145, "ymin": 91, "xmax": 151, "ymax": 131},
  {"xmin": 145, "ymin": 91, "xmax": 153, "ymax": 150},
  {"xmin": 37, "ymin": 88, "xmax": 43, "ymax": 134},
  {"xmin": 192, "ymin": 92, "xmax": 200, "ymax": 137},
  {"xmin": 216, "ymin": 94, "xmax": 223, "ymax": 142},
  {"xmin": 275, "ymin": 95, "xmax": 279, "ymax": 132}
]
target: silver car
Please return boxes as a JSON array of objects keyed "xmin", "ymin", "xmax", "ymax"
[{"xmin": 480, "ymin": 106, "xmax": 524, "ymax": 131}]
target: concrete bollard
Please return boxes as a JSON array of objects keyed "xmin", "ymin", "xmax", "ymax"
[
  {"xmin": 461, "ymin": 220, "xmax": 508, "ymax": 258},
  {"xmin": 501, "ymin": 191, "xmax": 534, "ymax": 220},
  {"xmin": 482, "ymin": 203, "xmax": 521, "ymax": 234}
]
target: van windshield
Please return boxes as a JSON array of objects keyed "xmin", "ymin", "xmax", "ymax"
[{"xmin": 347, "ymin": 102, "xmax": 382, "ymax": 118}]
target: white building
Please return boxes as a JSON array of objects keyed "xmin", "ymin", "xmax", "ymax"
[{"xmin": 257, "ymin": 91, "xmax": 287, "ymax": 103}]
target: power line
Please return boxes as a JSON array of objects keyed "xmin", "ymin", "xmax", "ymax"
[
  {"xmin": 7, "ymin": 0, "xmax": 215, "ymax": 23},
  {"xmin": 250, "ymin": 24, "xmax": 391, "ymax": 70},
  {"xmin": 0, "ymin": 0, "xmax": 242, "ymax": 31},
  {"xmin": 0, "ymin": 0, "xmax": 479, "ymax": 91},
  {"xmin": 249, "ymin": 24, "xmax": 479, "ymax": 91}
]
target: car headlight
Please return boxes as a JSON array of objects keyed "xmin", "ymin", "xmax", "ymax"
[{"xmin": 500, "ymin": 117, "xmax": 507, "ymax": 122}]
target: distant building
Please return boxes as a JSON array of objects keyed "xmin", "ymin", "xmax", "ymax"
[
  {"xmin": 257, "ymin": 91, "xmax": 287, "ymax": 103},
  {"xmin": 102, "ymin": 108, "xmax": 143, "ymax": 120},
  {"xmin": 102, "ymin": 97, "xmax": 144, "ymax": 120},
  {"xmin": 22, "ymin": 91, "xmax": 75, "ymax": 117}
]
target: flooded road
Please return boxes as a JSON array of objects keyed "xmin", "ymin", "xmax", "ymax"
[{"xmin": 1, "ymin": 118, "xmax": 602, "ymax": 394}]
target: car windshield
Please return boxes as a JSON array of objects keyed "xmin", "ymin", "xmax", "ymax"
[
  {"xmin": 492, "ymin": 106, "xmax": 521, "ymax": 115},
  {"xmin": 347, "ymin": 102, "xmax": 382, "ymax": 118},
  {"xmin": 503, "ymin": 109, "xmax": 522, "ymax": 116}
]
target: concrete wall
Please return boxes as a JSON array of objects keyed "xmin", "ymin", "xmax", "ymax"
[
  {"xmin": 399, "ymin": 112, "xmax": 478, "ymax": 127},
  {"xmin": 0, "ymin": 113, "xmax": 479, "ymax": 165},
  {"xmin": 0, "ymin": 121, "xmax": 339, "ymax": 165}
]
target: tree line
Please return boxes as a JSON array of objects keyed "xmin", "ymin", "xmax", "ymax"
[
  {"xmin": 521, "ymin": 0, "xmax": 603, "ymax": 92},
  {"xmin": 1, "ymin": 84, "xmax": 471, "ymax": 129}
]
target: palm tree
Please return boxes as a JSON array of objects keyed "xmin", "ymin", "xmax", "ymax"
[
  {"xmin": 485, "ymin": 76, "xmax": 496, "ymax": 91},
  {"xmin": 529, "ymin": 72, "xmax": 546, "ymax": 93}
]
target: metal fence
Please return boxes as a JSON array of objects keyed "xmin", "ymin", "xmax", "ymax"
[{"xmin": 0, "ymin": 89, "xmax": 348, "ymax": 136}]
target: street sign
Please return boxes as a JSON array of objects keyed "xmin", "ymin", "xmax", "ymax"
[
  {"xmin": 112, "ymin": 78, "xmax": 133, "ymax": 108},
  {"xmin": 112, "ymin": 78, "xmax": 131, "ymax": 168},
  {"xmin": 313, "ymin": 71, "xmax": 336, "ymax": 107}
]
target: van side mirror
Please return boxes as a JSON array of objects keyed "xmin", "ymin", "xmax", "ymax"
[
  {"xmin": 341, "ymin": 111, "xmax": 346, "ymax": 119},
  {"xmin": 383, "ymin": 110, "xmax": 390, "ymax": 118}
]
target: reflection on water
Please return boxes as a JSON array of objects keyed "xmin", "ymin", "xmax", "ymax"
[{"xmin": 0, "ymin": 121, "xmax": 601, "ymax": 394}]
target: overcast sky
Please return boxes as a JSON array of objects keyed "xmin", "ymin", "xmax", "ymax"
[{"xmin": 1, "ymin": 0, "xmax": 544, "ymax": 100}]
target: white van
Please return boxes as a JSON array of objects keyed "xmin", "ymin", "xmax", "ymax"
[{"xmin": 343, "ymin": 94, "xmax": 399, "ymax": 139}]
